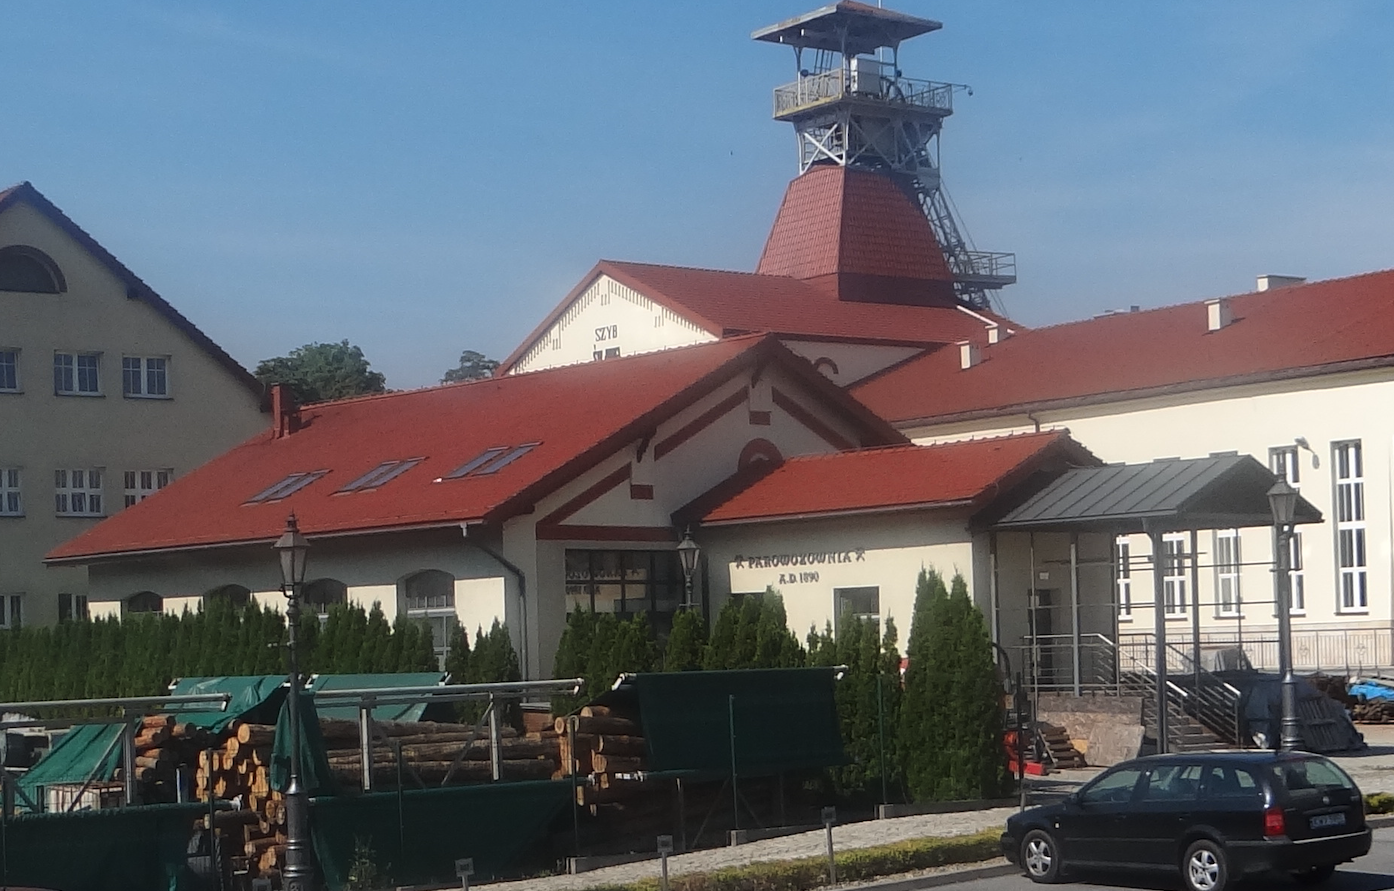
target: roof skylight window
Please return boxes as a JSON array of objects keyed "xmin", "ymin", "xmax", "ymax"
[
  {"xmin": 439, "ymin": 443, "xmax": 542, "ymax": 481},
  {"xmin": 246, "ymin": 470, "xmax": 329, "ymax": 504},
  {"xmin": 337, "ymin": 458, "xmax": 424, "ymax": 494}
]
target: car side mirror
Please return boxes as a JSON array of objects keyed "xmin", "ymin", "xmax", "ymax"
[{"xmin": 1065, "ymin": 791, "xmax": 1081, "ymax": 806}]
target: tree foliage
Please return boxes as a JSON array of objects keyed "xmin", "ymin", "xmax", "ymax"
[
  {"xmin": 898, "ymin": 569, "xmax": 1008, "ymax": 801},
  {"xmin": 254, "ymin": 340, "xmax": 387, "ymax": 403},
  {"xmin": 808, "ymin": 614, "xmax": 903, "ymax": 798},
  {"xmin": 703, "ymin": 590, "xmax": 804, "ymax": 670},
  {"xmin": 440, "ymin": 350, "xmax": 500, "ymax": 384},
  {"xmin": 0, "ymin": 601, "xmax": 443, "ymax": 706}
]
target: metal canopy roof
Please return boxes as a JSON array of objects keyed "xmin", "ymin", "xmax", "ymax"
[
  {"xmin": 992, "ymin": 454, "xmax": 1322, "ymax": 534},
  {"xmin": 752, "ymin": 2, "xmax": 942, "ymax": 55}
]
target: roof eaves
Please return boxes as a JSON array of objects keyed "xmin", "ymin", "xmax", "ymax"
[
  {"xmin": 701, "ymin": 497, "xmax": 976, "ymax": 527},
  {"xmin": 0, "ymin": 183, "xmax": 265, "ymax": 406},
  {"xmin": 893, "ymin": 352, "xmax": 1394, "ymax": 429}
]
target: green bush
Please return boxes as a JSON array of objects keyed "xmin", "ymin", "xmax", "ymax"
[
  {"xmin": 899, "ymin": 569, "xmax": 1009, "ymax": 802},
  {"xmin": 807, "ymin": 614, "xmax": 903, "ymax": 797},
  {"xmin": 1365, "ymin": 792, "xmax": 1394, "ymax": 814}
]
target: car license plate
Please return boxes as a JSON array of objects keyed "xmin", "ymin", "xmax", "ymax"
[{"xmin": 1310, "ymin": 813, "xmax": 1346, "ymax": 830}]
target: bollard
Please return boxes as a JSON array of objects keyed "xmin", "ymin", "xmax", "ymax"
[
  {"xmin": 657, "ymin": 835, "xmax": 674, "ymax": 891},
  {"xmin": 455, "ymin": 857, "xmax": 474, "ymax": 891},
  {"xmin": 822, "ymin": 806, "xmax": 837, "ymax": 885}
]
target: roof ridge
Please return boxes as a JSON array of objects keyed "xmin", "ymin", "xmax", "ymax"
[
  {"xmin": 1020, "ymin": 267, "xmax": 1394, "ymax": 337},
  {"xmin": 777, "ymin": 429, "xmax": 1066, "ymax": 463},
  {"xmin": 603, "ymin": 258, "xmax": 798, "ymax": 282}
]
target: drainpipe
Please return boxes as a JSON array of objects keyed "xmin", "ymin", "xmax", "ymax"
[{"xmin": 462, "ymin": 526, "xmax": 530, "ymax": 679}]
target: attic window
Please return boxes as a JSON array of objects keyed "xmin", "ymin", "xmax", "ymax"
[
  {"xmin": 337, "ymin": 458, "xmax": 423, "ymax": 493},
  {"xmin": 440, "ymin": 443, "xmax": 541, "ymax": 480},
  {"xmin": 0, "ymin": 246, "xmax": 66, "ymax": 293},
  {"xmin": 246, "ymin": 470, "xmax": 328, "ymax": 504}
]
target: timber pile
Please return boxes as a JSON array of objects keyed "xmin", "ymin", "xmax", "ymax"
[
  {"xmin": 316, "ymin": 717, "xmax": 560, "ymax": 786},
  {"xmin": 191, "ymin": 721, "xmax": 287, "ymax": 884},
  {"xmin": 1352, "ymin": 700, "xmax": 1394, "ymax": 723},
  {"xmin": 554, "ymin": 705, "xmax": 649, "ymax": 807}
]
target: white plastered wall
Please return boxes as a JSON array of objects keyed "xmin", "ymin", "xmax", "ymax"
[
  {"xmin": 510, "ymin": 275, "xmax": 717, "ymax": 374},
  {"xmin": 906, "ymin": 368, "xmax": 1394, "ymax": 646},
  {"xmin": 778, "ymin": 340, "xmax": 925, "ymax": 387}
]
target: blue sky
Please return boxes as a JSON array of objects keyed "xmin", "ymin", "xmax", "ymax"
[{"xmin": 7, "ymin": 2, "xmax": 1394, "ymax": 389}]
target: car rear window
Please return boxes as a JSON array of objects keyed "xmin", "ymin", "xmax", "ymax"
[{"xmin": 1271, "ymin": 758, "xmax": 1356, "ymax": 798}]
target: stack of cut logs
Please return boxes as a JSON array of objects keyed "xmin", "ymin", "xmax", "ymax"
[
  {"xmin": 554, "ymin": 705, "xmax": 648, "ymax": 807},
  {"xmin": 317, "ymin": 718, "xmax": 559, "ymax": 785},
  {"xmin": 1352, "ymin": 699, "xmax": 1394, "ymax": 723},
  {"xmin": 192, "ymin": 721, "xmax": 286, "ymax": 883}
]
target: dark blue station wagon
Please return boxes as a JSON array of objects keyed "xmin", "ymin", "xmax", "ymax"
[{"xmin": 1001, "ymin": 752, "xmax": 1371, "ymax": 891}]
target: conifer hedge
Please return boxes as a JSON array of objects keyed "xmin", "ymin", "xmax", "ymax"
[{"xmin": 0, "ymin": 600, "xmax": 520, "ymax": 706}]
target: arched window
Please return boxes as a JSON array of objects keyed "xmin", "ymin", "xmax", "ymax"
[
  {"xmin": 124, "ymin": 591, "xmax": 163, "ymax": 615},
  {"xmin": 0, "ymin": 246, "xmax": 65, "ymax": 293},
  {"xmin": 403, "ymin": 570, "xmax": 454, "ymax": 612},
  {"xmin": 204, "ymin": 584, "xmax": 251, "ymax": 608},
  {"xmin": 303, "ymin": 578, "xmax": 347, "ymax": 618},
  {"xmin": 738, "ymin": 438, "xmax": 783, "ymax": 470},
  {"xmin": 403, "ymin": 570, "xmax": 456, "ymax": 669}
]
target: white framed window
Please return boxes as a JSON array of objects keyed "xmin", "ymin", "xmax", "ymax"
[
  {"xmin": 1214, "ymin": 529, "xmax": 1241, "ymax": 617},
  {"xmin": 1287, "ymin": 530, "xmax": 1305, "ymax": 614},
  {"xmin": 0, "ymin": 594, "xmax": 21, "ymax": 629},
  {"xmin": 122, "ymin": 356, "xmax": 169, "ymax": 398},
  {"xmin": 833, "ymin": 586, "xmax": 880, "ymax": 635},
  {"xmin": 0, "ymin": 350, "xmax": 18, "ymax": 392},
  {"xmin": 1269, "ymin": 445, "xmax": 1300, "ymax": 485},
  {"xmin": 123, "ymin": 469, "xmax": 172, "ymax": 507},
  {"xmin": 1333, "ymin": 440, "xmax": 1367, "ymax": 611},
  {"xmin": 1162, "ymin": 533, "xmax": 1189, "ymax": 616},
  {"xmin": 1115, "ymin": 536, "xmax": 1132, "ymax": 620},
  {"xmin": 55, "ymin": 468, "xmax": 104, "ymax": 517},
  {"xmin": 0, "ymin": 468, "xmax": 21, "ymax": 516},
  {"xmin": 54, "ymin": 352, "xmax": 100, "ymax": 395},
  {"xmin": 403, "ymin": 569, "xmax": 457, "ymax": 669},
  {"xmin": 58, "ymin": 593, "xmax": 89, "ymax": 622}
]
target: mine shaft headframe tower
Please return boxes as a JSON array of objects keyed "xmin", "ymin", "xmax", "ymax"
[{"xmin": 754, "ymin": 2, "xmax": 1016, "ymax": 309}]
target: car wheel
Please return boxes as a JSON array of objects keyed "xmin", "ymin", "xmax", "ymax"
[
  {"xmin": 1182, "ymin": 839, "xmax": 1229, "ymax": 891},
  {"xmin": 1291, "ymin": 864, "xmax": 1337, "ymax": 885},
  {"xmin": 1021, "ymin": 829, "xmax": 1062, "ymax": 883}
]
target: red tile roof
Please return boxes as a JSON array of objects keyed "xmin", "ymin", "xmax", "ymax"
[
  {"xmin": 694, "ymin": 431, "xmax": 1096, "ymax": 524},
  {"xmin": 853, "ymin": 270, "xmax": 1394, "ymax": 426},
  {"xmin": 0, "ymin": 182, "xmax": 264, "ymax": 404},
  {"xmin": 49, "ymin": 335, "xmax": 905, "ymax": 562},
  {"xmin": 757, "ymin": 166, "xmax": 955, "ymax": 290},
  {"xmin": 499, "ymin": 260, "xmax": 1009, "ymax": 373}
]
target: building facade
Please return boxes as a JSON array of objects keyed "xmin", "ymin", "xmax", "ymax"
[
  {"xmin": 0, "ymin": 183, "xmax": 265, "ymax": 626},
  {"xmin": 853, "ymin": 273, "xmax": 1394, "ymax": 671}
]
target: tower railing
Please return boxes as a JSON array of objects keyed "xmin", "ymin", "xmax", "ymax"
[{"xmin": 773, "ymin": 72, "xmax": 955, "ymax": 119}]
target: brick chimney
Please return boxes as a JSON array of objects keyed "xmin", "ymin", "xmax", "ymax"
[{"xmin": 270, "ymin": 383, "xmax": 301, "ymax": 438}]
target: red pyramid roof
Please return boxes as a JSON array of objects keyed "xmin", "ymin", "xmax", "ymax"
[{"xmin": 756, "ymin": 166, "xmax": 957, "ymax": 306}]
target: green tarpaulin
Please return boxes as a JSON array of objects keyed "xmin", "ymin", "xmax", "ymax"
[
  {"xmin": 270, "ymin": 690, "xmax": 338, "ymax": 796},
  {"xmin": 599, "ymin": 668, "xmax": 847, "ymax": 777},
  {"xmin": 167, "ymin": 675, "xmax": 288, "ymax": 732},
  {"xmin": 309, "ymin": 672, "xmax": 447, "ymax": 723},
  {"xmin": 0, "ymin": 802, "xmax": 207, "ymax": 891},
  {"xmin": 310, "ymin": 781, "xmax": 572, "ymax": 889},
  {"xmin": 16, "ymin": 722, "xmax": 125, "ymax": 806}
]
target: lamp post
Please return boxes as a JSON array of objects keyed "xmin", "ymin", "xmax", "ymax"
[
  {"xmin": 1267, "ymin": 480, "xmax": 1302, "ymax": 752},
  {"xmin": 676, "ymin": 527, "xmax": 700, "ymax": 610},
  {"xmin": 274, "ymin": 514, "xmax": 314, "ymax": 891}
]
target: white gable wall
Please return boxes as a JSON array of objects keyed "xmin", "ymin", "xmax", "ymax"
[
  {"xmin": 510, "ymin": 275, "xmax": 717, "ymax": 374},
  {"xmin": 779, "ymin": 339, "xmax": 926, "ymax": 386}
]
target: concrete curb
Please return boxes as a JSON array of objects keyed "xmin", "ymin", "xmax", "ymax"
[
  {"xmin": 842, "ymin": 860, "xmax": 1017, "ymax": 891},
  {"xmin": 1365, "ymin": 813, "xmax": 1394, "ymax": 829}
]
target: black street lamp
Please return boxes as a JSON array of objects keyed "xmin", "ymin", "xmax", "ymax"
[
  {"xmin": 676, "ymin": 528, "xmax": 700, "ymax": 610},
  {"xmin": 274, "ymin": 514, "xmax": 314, "ymax": 891},
  {"xmin": 1267, "ymin": 480, "xmax": 1302, "ymax": 752}
]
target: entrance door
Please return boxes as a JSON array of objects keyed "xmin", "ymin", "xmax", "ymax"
[{"xmin": 1029, "ymin": 589, "xmax": 1057, "ymax": 688}]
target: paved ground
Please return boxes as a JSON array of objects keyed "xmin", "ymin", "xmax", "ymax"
[
  {"xmin": 484, "ymin": 724, "xmax": 1394, "ymax": 890},
  {"xmin": 489, "ymin": 807, "xmax": 1018, "ymax": 891}
]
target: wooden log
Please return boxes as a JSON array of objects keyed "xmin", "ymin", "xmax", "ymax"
[
  {"xmin": 595, "ymin": 735, "xmax": 645, "ymax": 756},
  {"xmin": 251, "ymin": 746, "xmax": 273, "ymax": 767},
  {"xmin": 201, "ymin": 809, "xmax": 261, "ymax": 830},
  {"xmin": 557, "ymin": 715, "xmax": 640, "ymax": 736},
  {"xmin": 591, "ymin": 754, "xmax": 643, "ymax": 774},
  {"xmin": 245, "ymin": 837, "xmax": 278, "ymax": 858},
  {"xmin": 237, "ymin": 724, "xmax": 276, "ymax": 747},
  {"xmin": 140, "ymin": 714, "xmax": 175, "ymax": 730},
  {"xmin": 135, "ymin": 753, "xmax": 173, "ymax": 771},
  {"xmin": 133, "ymin": 726, "xmax": 171, "ymax": 748}
]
